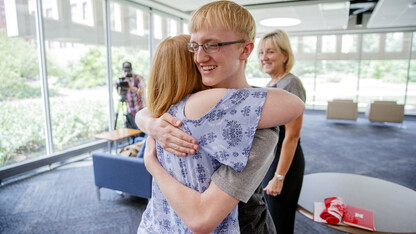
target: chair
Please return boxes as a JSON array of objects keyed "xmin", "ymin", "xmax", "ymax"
[
  {"xmin": 92, "ymin": 140, "xmax": 152, "ymax": 200},
  {"xmin": 326, "ymin": 99, "xmax": 358, "ymax": 121},
  {"xmin": 366, "ymin": 101, "xmax": 404, "ymax": 123}
]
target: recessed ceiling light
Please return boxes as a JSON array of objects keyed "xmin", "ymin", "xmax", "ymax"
[{"xmin": 260, "ymin": 18, "xmax": 301, "ymax": 27}]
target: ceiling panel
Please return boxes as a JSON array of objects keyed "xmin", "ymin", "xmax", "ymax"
[
  {"xmin": 367, "ymin": 0, "xmax": 416, "ymax": 28},
  {"xmin": 252, "ymin": 2, "xmax": 349, "ymax": 34},
  {"xmin": 151, "ymin": 0, "xmax": 298, "ymax": 12},
  {"xmin": 151, "ymin": 0, "xmax": 212, "ymax": 12},
  {"xmin": 137, "ymin": 0, "xmax": 416, "ymax": 34}
]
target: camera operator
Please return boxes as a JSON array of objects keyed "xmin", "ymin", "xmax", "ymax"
[{"xmin": 118, "ymin": 61, "xmax": 146, "ymax": 129}]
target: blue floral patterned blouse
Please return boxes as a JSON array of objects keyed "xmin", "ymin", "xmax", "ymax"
[{"xmin": 138, "ymin": 88, "xmax": 268, "ymax": 234}]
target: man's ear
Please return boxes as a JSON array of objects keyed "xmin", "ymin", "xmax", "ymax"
[{"xmin": 240, "ymin": 41, "xmax": 254, "ymax": 61}]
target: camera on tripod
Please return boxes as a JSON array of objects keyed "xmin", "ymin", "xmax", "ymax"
[{"xmin": 116, "ymin": 73, "xmax": 132, "ymax": 101}]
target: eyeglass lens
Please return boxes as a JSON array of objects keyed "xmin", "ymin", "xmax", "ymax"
[{"xmin": 187, "ymin": 40, "xmax": 246, "ymax": 53}]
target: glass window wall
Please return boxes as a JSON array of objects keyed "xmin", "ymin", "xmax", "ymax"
[
  {"xmin": 342, "ymin": 34, "xmax": 357, "ymax": 54},
  {"xmin": 385, "ymin": 32, "xmax": 403, "ymax": 53},
  {"xmin": 363, "ymin": 33, "xmax": 379, "ymax": 53},
  {"xmin": 70, "ymin": 0, "xmax": 94, "ymax": 26},
  {"xmin": 315, "ymin": 60, "xmax": 359, "ymax": 108},
  {"xmin": 248, "ymin": 31, "xmax": 416, "ymax": 114},
  {"xmin": 321, "ymin": 35, "xmax": 336, "ymax": 53},
  {"xmin": 41, "ymin": 0, "xmax": 108, "ymax": 152},
  {"xmin": 407, "ymin": 32, "xmax": 416, "ymax": 114},
  {"xmin": 109, "ymin": 1, "xmax": 150, "ymax": 129},
  {"xmin": 1, "ymin": 0, "xmax": 44, "ymax": 167},
  {"xmin": 359, "ymin": 60, "xmax": 408, "ymax": 109},
  {"xmin": 183, "ymin": 22, "xmax": 189, "ymax": 34},
  {"xmin": 303, "ymin": 36, "xmax": 317, "ymax": 53},
  {"xmin": 152, "ymin": 12, "xmax": 180, "ymax": 54},
  {"xmin": 359, "ymin": 32, "xmax": 410, "ymax": 111},
  {"xmin": 0, "ymin": 0, "xmax": 162, "ymax": 170}
]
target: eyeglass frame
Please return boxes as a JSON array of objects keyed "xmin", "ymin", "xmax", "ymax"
[{"xmin": 186, "ymin": 40, "xmax": 247, "ymax": 54}]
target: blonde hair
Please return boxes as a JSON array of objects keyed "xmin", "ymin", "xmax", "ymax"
[
  {"xmin": 189, "ymin": 1, "xmax": 256, "ymax": 42},
  {"xmin": 258, "ymin": 29, "xmax": 295, "ymax": 73},
  {"xmin": 147, "ymin": 34, "xmax": 207, "ymax": 117}
]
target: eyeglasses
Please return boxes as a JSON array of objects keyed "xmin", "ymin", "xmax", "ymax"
[{"xmin": 186, "ymin": 40, "xmax": 247, "ymax": 54}]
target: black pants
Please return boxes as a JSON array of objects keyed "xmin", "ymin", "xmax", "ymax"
[
  {"xmin": 262, "ymin": 126, "xmax": 305, "ymax": 234},
  {"xmin": 238, "ymin": 184, "xmax": 277, "ymax": 234},
  {"xmin": 126, "ymin": 113, "xmax": 138, "ymax": 129},
  {"xmin": 126, "ymin": 113, "xmax": 145, "ymax": 140}
]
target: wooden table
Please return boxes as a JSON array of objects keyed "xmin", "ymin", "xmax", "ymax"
[
  {"xmin": 297, "ymin": 172, "xmax": 416, "ymax": 234},
  {"xmin": 95, "ymin": 128, "xmax": 142, "ymax": 154}
]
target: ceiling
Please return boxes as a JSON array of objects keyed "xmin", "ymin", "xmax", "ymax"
[{"xmin": 134, "ymin": 0, "xmax": 416, "ymax": 35}]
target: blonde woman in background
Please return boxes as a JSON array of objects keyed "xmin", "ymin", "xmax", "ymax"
[{"xmin": 259, "ymin": 29, "xmax": 306, "ymax": 234}]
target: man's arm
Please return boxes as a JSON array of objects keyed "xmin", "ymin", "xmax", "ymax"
[
  {"xmin": 144, "ymin": 137, "xmax": 239, "ymax": 234},
  {"xmin": 135, "ymin": 108, "xmax": 198, "ymax": 156},
  {"xmin": 145, "ymin": 128, "xmax": 278, "ymax": 233},
  {"xmin": 135, "ymin": 87, "xmax": 304, "ymax": 156}
]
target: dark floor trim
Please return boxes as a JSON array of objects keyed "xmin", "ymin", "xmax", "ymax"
[{"xmin": 0, "ymin": 140, "xmax": 107, "ymax": 182}]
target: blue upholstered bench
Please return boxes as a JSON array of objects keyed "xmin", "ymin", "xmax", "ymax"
[{"xmin": 92, "ymin": 138, "xmax": 152, "ymax": 200}]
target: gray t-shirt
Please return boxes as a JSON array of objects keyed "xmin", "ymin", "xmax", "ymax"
[
  {"xmin": 268, "ymin": 73, "xmax": 306, "ymax": 102},
  {"xmin": 212, "ymin": 128, "xmax": 278, "ymax": 234},
  {"xmin": 211, "ymin": 128, "xmax": 278, "ymax": 202}
]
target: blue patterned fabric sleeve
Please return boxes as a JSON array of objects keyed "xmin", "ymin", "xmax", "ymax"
[{"xmin": 185, "ymin": 88, "xmax": 268, "ymax": 173}]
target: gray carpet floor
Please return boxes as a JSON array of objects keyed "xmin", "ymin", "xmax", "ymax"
[{"xmin": 1, "ymin": 110, "xmax": 415, "ymax": 234}]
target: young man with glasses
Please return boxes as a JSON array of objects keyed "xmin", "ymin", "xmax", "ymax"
[{"xmin": 137, "ymin": 1, "xmax": 280, "ymax": 233}]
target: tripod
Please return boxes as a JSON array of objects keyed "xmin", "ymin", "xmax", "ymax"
[{"xmin": 114, "ymin": 98, "xmax": 128, "ymax": 130}]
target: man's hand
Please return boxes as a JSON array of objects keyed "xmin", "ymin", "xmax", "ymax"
[
  {"xmin": 149, "ymin": 113, "xmax": 199, "ymax": 157},
  {"xmin": 126, "ymin": 78, "xmax": 136, "ymax": 91}
]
